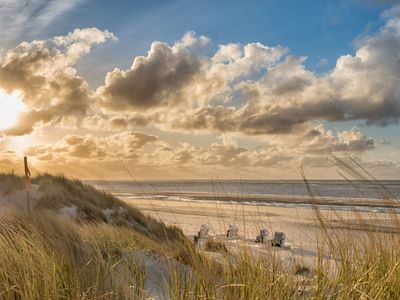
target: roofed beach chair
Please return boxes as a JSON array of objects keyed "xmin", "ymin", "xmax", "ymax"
[
  {"xmin": 271, "ymin": 231, "xmax": 286, "ymax": 247},
  {"xmin": 226, "ymin": 224, "xmax": 239, "ymax": 238},
  {"xmin": 194, "ymin": 224, "xmax": 209, "ymax": 244},
  {"xmin": 255, "ymin": 229, "xmax": 269, "ymax": 243},
  {"xmin": 199, "ymin": 224, "xmax": 209, "ymax": 238}
]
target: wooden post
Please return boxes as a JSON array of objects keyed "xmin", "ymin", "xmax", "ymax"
[{"xmin": 24, "ymin": 156, "xmax": 31, "ymax": 215}]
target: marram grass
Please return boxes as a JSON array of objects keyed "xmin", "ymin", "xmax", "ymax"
[{"xmin": 1, "ymin": 173, "xmax": 400, "ymax": 299}]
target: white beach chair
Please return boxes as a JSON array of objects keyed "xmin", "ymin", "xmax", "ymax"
[
  {"xmin": 199, "ymin": 224, "xmax": 209, "ymax": 238},
  {"xmin": 256, "ymin": 229, "xmax": 269, "ymax": 243},
  {"xmin": 271, "ymin": 231, "xmax": 286, "ymax": 247},
  {"xmin": 194, "ymin": 224, "xmax": 210, "ymax": 244},
  {"xmin": 226, "ymin": 224, "xmax": 239, "ymax": 238}
]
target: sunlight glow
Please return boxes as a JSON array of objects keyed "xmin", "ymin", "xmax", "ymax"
[{"xmin": 0, "ymin": 89, "xmax": 25, "ymax": 130}]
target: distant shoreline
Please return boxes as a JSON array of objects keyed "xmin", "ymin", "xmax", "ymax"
[
  {"xmin": 117, "ymin": 190, "xmax": 400, "ymax": 212},
  {"xmin": 91, "ymin": 180, "xmax": 400, "ymax": 207},
  {"xmin": 88, "ymin": 179, "xmax": 400, "ymax": 184}
]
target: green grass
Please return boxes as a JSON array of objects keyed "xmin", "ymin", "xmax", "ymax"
[{"xmin": 1, "ymin": 172, "xmax": 400, "ymax": 299}]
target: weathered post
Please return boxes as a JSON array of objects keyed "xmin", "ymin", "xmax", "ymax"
[{"xmin": 24, "ymin": 156, "xmax": 31, "ymax": 215}]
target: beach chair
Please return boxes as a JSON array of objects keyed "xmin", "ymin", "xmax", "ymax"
[
  {"xmin": 226, "ymin": 224, "xmax": 239, "ymax": 238},
  {"xmin": 194, "ymin": 224, "xmax": 209, "ymax": 244},
  {"xmin": 255, "ymin": 229, "xmax": 269, "ymax": 243},
  {"xmin": 271, "ymin": 231, "xmax": 286, "ymax": 247},
  {"xmin": 198, "ymin": 224, "xmax": 209, "ymax": 238}
]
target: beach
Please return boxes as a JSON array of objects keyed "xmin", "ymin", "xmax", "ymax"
[
  {"xmin": 121, "ymin": 195, "xmax": 399, "ymax": 266},
  {"xmin": 93, "ymin": 179, "xmax": 400, "ymax": 267}
]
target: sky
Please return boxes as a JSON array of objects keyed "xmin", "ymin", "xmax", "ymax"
[{"xmin": 1, "ymin": 0, "xmax": 400, "ymax": 180}]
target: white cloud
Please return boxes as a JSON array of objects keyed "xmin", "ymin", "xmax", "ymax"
[{"xmin": 89, "ymin": 11, "xmax": 400, "ymax": 137}]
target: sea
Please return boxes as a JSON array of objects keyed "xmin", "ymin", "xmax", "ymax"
[{"xmin": 90, "ymin": 180, "xmax": 400, "ymax": 213}]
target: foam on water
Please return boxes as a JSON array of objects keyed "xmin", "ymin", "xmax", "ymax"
[
  {"xmin": 114, "ymin": 192, "xmax": 400, "ymax": 213},
  {"xmin": 91, "ymin": 180, "xmax": 400, "ymax": 213}
]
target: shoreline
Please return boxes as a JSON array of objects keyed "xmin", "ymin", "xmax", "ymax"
[{"xmin": 114, "ymin": 190, "xmax": 400, "ymax": 211}]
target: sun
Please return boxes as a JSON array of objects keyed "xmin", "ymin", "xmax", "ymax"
[{"xmin": 0, "ymin": 89, "xmax": 25, "ymax": 130}]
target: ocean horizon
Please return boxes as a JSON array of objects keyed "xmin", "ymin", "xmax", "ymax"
[{"xmin": 90, "ymin": 180, "xmax": 400, "ymax": 213}]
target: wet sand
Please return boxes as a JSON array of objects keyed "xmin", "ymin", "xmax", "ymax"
[{"xmin": 117, "ymin": 189, "xmax": 400, "ymax": 209}]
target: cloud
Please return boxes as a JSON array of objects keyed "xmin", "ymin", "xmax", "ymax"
[
  {"xmin": 167, "ymin": 14, "xmax": 400, "ymax": 134},
  {"xmin": 298, "ymin": 125, "xmax": 375, "ymax": 154},
  {"xmin": 0, "ymin": 137, "xmax": 21, "ymax": 172},
  {"xmin": 25, "ymin": 131, "xmax": 159, "ymax": 162},
  {"xmin": 0, "ymin": 27, "xmax": 115, "ymax": 135},
  {"xmin": 81, "ymin": 114, "xmax": 155, "ymax": 131},
  {"xmin": 1, "ymin": 6, "xmax": 399, "ymax": 178},
  {"xmin": 6, "ymin": 21, "xmax": 399, "ymax": 137},
  {"xmin": 21, "ymin": 124, "xmax": 377, "ymax": 179},
  {"xmin": 96, "ymin": 32, "xmax": 286, "ymax": 112},
  {"xmin": 0, "ymin": 0, "xmax": 85, "ymax": 45},
  {"xmin": 1, "ymin": 15, "xmax": 399, "ymax": 178},
  {"xmin": 90, "ymin": 11, "xmax": 400, "ymax": 136},
  {"xmin": 0, "ymin": 150, "xmax": 20, "ymax": 172},
  {"xmin": 97, "ymin": 35, "xmax": 206, "ymax": 111}
]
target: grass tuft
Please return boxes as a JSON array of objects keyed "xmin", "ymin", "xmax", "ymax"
[{"xmin": 204, "ymin": 239, "xmax": 228, "ymax": 253}]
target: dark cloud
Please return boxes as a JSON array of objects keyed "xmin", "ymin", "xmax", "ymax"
[
  {"xmin": 96, "ymin": 32, "xmax": 285, "ymax": 114},
  {"xmin": 108, "ymin": 115, "xmax": 156, "ymax": 130},
  {"xmin": 173, "ymin": 106, "xmax": 238, "ymax": 132},
  {"xmin": 98, "ymin": 41, "xmax": 204, "ymax": 111}
]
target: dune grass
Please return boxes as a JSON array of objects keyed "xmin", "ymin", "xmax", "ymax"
[
  {"xmin": 34, "ymin": 173, "xmax": 185, "ymax": 240},
  {"xmin": 1, "ymin": 172, "xmax": 400, "ymax": 299},
  {"xmin": 0, "ymin": 172, "xmax": 24, "ymax": 195},
  {"xmin": 3, "ymin": 212, "xmax": 399, "ymax": 299},
  {"xmin": 0, "ymin": 212, "xmax": 147, "ymax": 299}
]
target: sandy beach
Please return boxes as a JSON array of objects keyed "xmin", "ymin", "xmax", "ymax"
[{"xmin": 121, "ymin": 196, "xmax": 399, "ymax": 266}]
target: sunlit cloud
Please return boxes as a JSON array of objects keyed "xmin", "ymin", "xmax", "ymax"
[
  {"xmin": 0, "ymin": 27, "xmax": 115, "ymax": 135},
  {"xmin": 1, "ymin": 5, "xmax": 400, "ymax": 178},
  {"xmin": 91, "ymin": 12, "xmax": 400, "ymax": 136}
]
